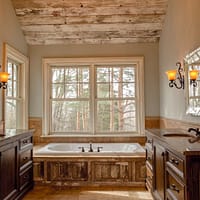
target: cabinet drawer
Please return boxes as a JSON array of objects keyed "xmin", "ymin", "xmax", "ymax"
[
  {"xmin": 166, "ymin": 151, "xmax": 184, "ymax": 178},
  {"xmin": 20, "ymin": 149, "xmax": 32, "ymax": 168},
  {"xmin": 20, "ymin": 136, "xmax": 32, "ymax": 150},
  {"xmin": 166, "ymin": 170, "xmax": 185, "ymax": 200},
  {"xmin": 146, "ymin": 145, "xmax": 153, "ymax": 168},
  {"xmin": 146, "ymin": 165, "xmax": 153, "ymax": 192},
  {"xmin": 19, "ymin": 166, "xmax": 33, "ymax": 191}
]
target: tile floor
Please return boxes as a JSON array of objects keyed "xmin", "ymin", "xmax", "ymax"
[{"xmin": 23, "ymin": 186, "xmax": 153, "ymax": 200}]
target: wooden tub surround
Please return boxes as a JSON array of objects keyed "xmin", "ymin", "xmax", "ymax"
[{"xmin": 33, "ymin": 143, "xmax": 146, "ymax": 188}]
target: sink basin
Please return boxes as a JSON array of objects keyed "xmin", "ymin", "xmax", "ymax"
[{"xmin": 162, "ymin": 133, "xmax": 193, "ymax": 137}]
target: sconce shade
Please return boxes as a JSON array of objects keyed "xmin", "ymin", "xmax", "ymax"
[
  {"xmin": 166, "ymin": 70, "xmax": 177, "ymax": 81},
  {"xmin": 165, "ymin": 62, "xmax": 184, "ymax": 89},
  {"xmin": 189, "ymin": 70, "xmax": 199, "ymax": 80},
  {"xmin": 0, "ymin": 72, "xmax": 9, "ymax": 82}
]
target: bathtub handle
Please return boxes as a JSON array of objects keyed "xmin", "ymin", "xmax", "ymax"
[
  {"xmin": 78, "ymin": 147, "xmax": 85, "ymax": 152},
  {"xmin": 97, "ymin": 147, "xmax": 103, "ymax": 152}
]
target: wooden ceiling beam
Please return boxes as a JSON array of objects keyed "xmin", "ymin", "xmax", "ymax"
[
  {"xmin": 17, "ymin": 14, "xmax": 165, "ymax": 26},
  {"xmin": 25, "ymin": 37, "xmax": 158, "ymax": 45},
  {"xmin": 12, "ymin": 0, "xmax": 168, "ymax": 9},
  {"xmin": 24, "ymin": 30, "xmax": 161, "ymax": 39},
  {"xmin": 21, "ymin": 23, "xmax": 163, "ymax": 32},
  {"xmin": 15, "ymin": 6, "xmax": 167, "ymax": 17}
]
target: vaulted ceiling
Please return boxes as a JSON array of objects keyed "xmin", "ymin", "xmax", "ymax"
[{"xmin": 11, "ymin": 0, "xmax": 168, "ymax": 45}]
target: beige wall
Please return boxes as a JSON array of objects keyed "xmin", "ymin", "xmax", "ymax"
[
  {"xmin": 29, "ymin": 43, "xmax": 160, "ymax": 117},
  {"xmin": 0, "ymin": 0, "xmax": 28, "ymax": 56},
  {"xmin": 0, "ymin": 0, "xmax": 28, "ymax": 120},
  {"xmin": 159, "ymin": 0, "xmax": 200, "ymax": 124}
]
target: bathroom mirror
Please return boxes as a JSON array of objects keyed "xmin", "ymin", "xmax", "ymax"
[{"xmin": 184, "ymin": 47, "xmax": 200, "ymax": 116}]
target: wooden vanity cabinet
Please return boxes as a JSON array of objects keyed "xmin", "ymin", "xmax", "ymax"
[
  {"xmin": 165, "ymin": 150, "xmax": 185, "ymax": 200},
  {"xmin": 145, "ymin": 136, "xmax": 154, "ymax": 192},
  {"xmin": 185, "ymin": 155, "xmax": 200, "ymax": 200},
  {"xmin": 18, "ymin": 135, "xmax": 33, "ymax": 198},
  {"xmin": 153, "ymin": 142, "xmax": 165, "ymax": 200},
  {"xmin": 146, "ymin": 129, "xmax": 200, "ymax": 200},
  {"xmin": 0, "ymin": 130, "xmax": 33, "ymax": 200},
  {"xmin": 146, "ymin": 134, "xmax": 165, "ymax": 200},
  {"xmin": 0, "ymin": 141, "xmax": 18, "ymax": 200}
]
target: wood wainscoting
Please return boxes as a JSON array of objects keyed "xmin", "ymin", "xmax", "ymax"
[
  {"xmin": 29, "ymin": 116, "xmax": 200, "ymax": 144},
  {"xmin": 160, "ymin": 117, "xmax": 200, "ymax": 131}
]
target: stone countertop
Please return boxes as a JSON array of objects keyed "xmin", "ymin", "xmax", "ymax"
[
  {"xmin": 146, "ymin": 128, "xmax": 200, "ymax": 156},
  {"xmin": 0, "ymin": 129, "xmax": 34, "ymax": 146}
]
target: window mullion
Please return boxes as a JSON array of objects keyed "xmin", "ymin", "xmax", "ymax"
[{"xmin": 90, "ymin": 65, "xmax": 95, "ymax": 135}]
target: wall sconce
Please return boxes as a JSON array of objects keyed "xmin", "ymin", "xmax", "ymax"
[
  {"xmin": 189, "ymin": 70, "xmax": 199, "ymax": 87},
  {"xmin": 166, "ymin": 62, "xmax": 184, "ymax": 89},
  {"xmin": 0, "ymin": 65, "xmax": 9, "ymax": 89}
]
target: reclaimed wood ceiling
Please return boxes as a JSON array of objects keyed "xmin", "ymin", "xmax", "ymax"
[{"xmin": 11, "ymin": 0, "xmax": 168, "ymax": 45}]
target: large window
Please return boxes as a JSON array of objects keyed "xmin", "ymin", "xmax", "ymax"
[
  {"xmin": 3, "ymin": 44, "xmax": 29, "ymax": 129},
  {"xmin": 43, "ymin": 58, "xmax": 144, "ymax": 136}
]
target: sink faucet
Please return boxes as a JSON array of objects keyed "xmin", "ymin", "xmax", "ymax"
[
  {"xmin": 188, "ymin": 128, "xmax": 200, "ymax": 143},
  {"xmin": 88, "ymin": 142, "xmax": 93, "ymax": 152},
  {"xmin": 188, "ymin": 128, "xmax": 200, "ymax": 136}
]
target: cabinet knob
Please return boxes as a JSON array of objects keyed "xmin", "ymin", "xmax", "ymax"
[
  {"xmin": 147, "ymin": 139, "xmax": 152, "ymax": 144},
  {"xmin": 23, "ymin": 174, "xmax": 29, "ymax": 179},
  {"xmin": 23, "ymin": 156, "xmax": 28, "ymax": 161},
  {"xmin": 169, "ymin": 158, "xmax": 179, "ymax": 165},
  {"xmin": 147, "ymin": 156, "xmax": 152, "ymax": 161},
  {"xmin": 170, "ymin": 184, "xmax": 180, "ymax": 193},
  {"xmin": 23, "ymin": 140, "xmax": 28, "ymax": 144}
]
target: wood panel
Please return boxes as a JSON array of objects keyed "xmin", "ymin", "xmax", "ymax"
[
  {"xmin": 160, "ymin": 117, "xmax": 200, "ymax": 131},
  {"xmin": 92, "ymin": 161, "xmax": 130, "ymax": 182},
  {"xmin": 145, "ymin": 116, "xmax": 160, "ymax": 129},
  {"xmin": 47, "ymin": 161, "xmax": 88, "ymax": 181},
  {"xmin": 11, "ymin": 0, "xmax": 168, "ymax": 45},
  {"xmin": 33, "ymin": 157, "xmax": 146, "ymax": 187}
]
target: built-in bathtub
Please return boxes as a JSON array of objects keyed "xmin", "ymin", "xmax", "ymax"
[
  {"xmin": 33, "ymin": 143, "xmax": 146, "ymax": 187},
  {"xmin": 35, "ymin": 142, "xmax": 145, "ymax": 156}
]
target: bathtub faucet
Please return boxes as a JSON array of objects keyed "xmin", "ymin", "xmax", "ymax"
[
  {"xmin": 97, "ymin": 146, "xmax": 103, "ymax": 152},
  {"xmin": 88, "ymin": 142, "xmax": 93, "ymax": 152},
  {"xmin": 78, "ymin": 146, "xmax": 85, "ymax": 152},
  {"xmin": 188, "ymin": 128, "xmax": 200, "ymax": 136}
]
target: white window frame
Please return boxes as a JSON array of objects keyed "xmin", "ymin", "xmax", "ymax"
[
  {"xmin": 184, "ymin": 47, "xmax": 200, "ymax": 116},
  {"xmin": 3, "ymin": 43, "xmax": 29, "ymax": 129},
  {"xmin": 43, "ymin": 57, "xmax": 144, "ymax": 136}
]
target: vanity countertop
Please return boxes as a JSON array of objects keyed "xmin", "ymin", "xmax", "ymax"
[
  {"xmin": 0, "ymin": 129, "xmax": 34, "ymax": 146},
  {"xmin": 146, "ymin": 128, "xmax": 200, "ymax": 156}
]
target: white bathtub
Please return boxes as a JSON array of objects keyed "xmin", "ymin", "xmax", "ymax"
[{"xmin": 35, "ymin": 143, "xmax": 145, "ymax": 156}]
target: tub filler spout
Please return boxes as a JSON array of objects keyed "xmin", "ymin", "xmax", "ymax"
[{"xmin": 88, "ymin": 143, "xmax": 93, "ymax": 152}]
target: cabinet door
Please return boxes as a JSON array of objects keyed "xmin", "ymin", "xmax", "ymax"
[
  {"xmin": 185, "ymin": 155, "xmax": 200, "ymax": 200},
  {"xmin": 153, "ymin": 143, "xmax": 165, "ymax": 200},
  {"xmin": 0, "ymin": 142, "xmax": 18, "ymax": 200}
]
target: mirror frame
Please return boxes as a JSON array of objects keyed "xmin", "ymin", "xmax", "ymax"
[{"xmin": 184, "ymin": 47, "xmax": 200, "ymax": 116}]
